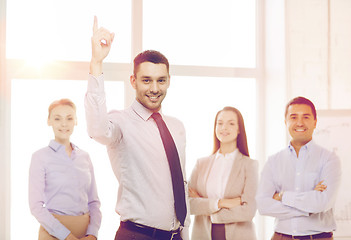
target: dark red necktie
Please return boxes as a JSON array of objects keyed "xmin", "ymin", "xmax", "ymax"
[{"xmin": 151, "ymin": 112, "xmax": 187, "ymax": 226}]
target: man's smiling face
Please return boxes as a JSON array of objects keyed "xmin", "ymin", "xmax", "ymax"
[
  {"xmin": 285, "ymin": 104, "xmax": 317, "ymax": 148},
  {"xmin": 130, "ymin": 62, "xmax": 170, "ymax": 112}
]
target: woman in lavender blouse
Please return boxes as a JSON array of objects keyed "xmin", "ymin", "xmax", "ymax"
[{"xmin": 29, "ymin": 99, "xmax": 101, "ymax": 240}]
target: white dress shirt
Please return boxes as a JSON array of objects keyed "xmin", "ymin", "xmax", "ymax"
[
  {"xmin": 85, "ymin": 74, "xmax": 188, "ymax": 231},
  {"xmin": 207, "ymin": 149, "xmax": 238, "ymax": 199}
]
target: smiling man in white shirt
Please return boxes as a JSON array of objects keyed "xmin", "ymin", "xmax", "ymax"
[
  {"xmin": 85, "ymin": 17, "xmax": 189, "ymax": 240},
  {"xmin": 256, "ymin": 96, "xmax": 341, "ymax": 240}
]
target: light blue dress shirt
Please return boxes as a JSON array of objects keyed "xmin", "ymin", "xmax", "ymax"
[
  {"xmin": 29, "ymin": 140, "xmax": 101, "ymax": 240},
  {"xmin": 256, "ymin": 140, "xmax": 341, "ymax": 236}
]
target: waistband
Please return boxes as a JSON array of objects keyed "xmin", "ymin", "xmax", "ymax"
[
  {"xmin": 275, "ymin": 232, "xmax": 333, "ymax": 239},
  {"xmin": 120, "ymin": 221, "xmax": 181, "ymax": 240}
]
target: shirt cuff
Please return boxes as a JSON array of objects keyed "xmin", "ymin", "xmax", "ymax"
[
  {"xmin": 281, "ymin": 191, "xmax": 295, "ymax": 208},
  {"xmin": 87, "ymin": 73, "xmax": 105, "ymax": 93},
  {"xmin": 86, "ymin": 226, "xmax": 99, "ymax": 239},
  {"xmin": 214, "ymin": 199, "xmax": 220, "ymax": 211},
  {"xmin": 53, "ymin": 225, "xmax": 71, "ymax": 240}
]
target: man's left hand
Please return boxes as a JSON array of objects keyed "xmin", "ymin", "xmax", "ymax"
[{"xmin": 273, "ymin": 192, "xmax": 283, "ymax": 201}]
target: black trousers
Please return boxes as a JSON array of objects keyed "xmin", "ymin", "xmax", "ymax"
[{"xmin": 211, "ymin": 223, "xmax": 226, "ymax": 240}]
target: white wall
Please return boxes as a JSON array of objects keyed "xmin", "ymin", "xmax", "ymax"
[
  {"xmin": 286, "ymin": 0, "xmax": 351, "ymax": 109},
  {"xmin": 329, "ymin": 0, "xmax": 351, "ymax": 109}
]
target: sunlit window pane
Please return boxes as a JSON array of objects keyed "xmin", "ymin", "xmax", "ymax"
[
  {"xmin": 11, "ymin": 79, "xmax": 124, "ymax": 239},
  {"xmin": 6, "ymin": 0, "xmax": 131, "ymax": 63},
  {"xmin": 162, "ymin": 76, "xmax": 256, "ymax": 175},
  {"xmin": 143, "ymin": 0, "xmax": 256, "ymax": 68}
]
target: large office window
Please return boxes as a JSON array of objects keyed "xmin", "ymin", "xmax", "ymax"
[
  {"xmin": 6, "ymin": 0, "xmax": 131, "ymax": 62},
  {"xmin": 5, "ymin": 0, "xmax": 260, "ymax": 239},
  {"xmin": 143, "ymin": 0, "xmax": 256, "ymax": 67}
]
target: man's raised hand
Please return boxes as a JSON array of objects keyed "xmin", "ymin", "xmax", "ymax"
[{"xmin": 90, "ymin": 16, "xmax": 115, "ymax": 76}]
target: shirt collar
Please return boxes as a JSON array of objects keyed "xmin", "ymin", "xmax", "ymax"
[
  {"xmin": 131, "ymin": 100, "xmax": 163, "ymax": 121},
  {"xmin": 215, "ymin": 148, "xmax": 239, "ymax": 159},
  {"xmin": 288, "ymin": 139, "xmax": 315, "ymax": 152},
  {"xmin": 49, "ymin": 140, "xmax": 77, "ymax": 152}
]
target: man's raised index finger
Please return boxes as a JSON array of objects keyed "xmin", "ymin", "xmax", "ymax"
[{"xmin": 93, "ymin": 16, "xmax": 98, "ymax": 33}]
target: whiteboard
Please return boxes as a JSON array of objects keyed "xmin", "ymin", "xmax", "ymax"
[{"xmin": 313, "ymin": 110, "xmax": 351, "ymax": 238}]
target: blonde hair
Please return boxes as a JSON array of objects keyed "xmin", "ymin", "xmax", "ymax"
[{"xmin": 48, "ymin": 98, "xmax": 76, "ymax": 119}]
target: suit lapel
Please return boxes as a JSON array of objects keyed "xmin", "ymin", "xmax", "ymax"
[
  {"xmin": 224, "ymin": 152, "xmax": 244, "ymax": 196},
  {"xmin": 199, "ymin": 154, "xmax": 216, "ymax": 198}
]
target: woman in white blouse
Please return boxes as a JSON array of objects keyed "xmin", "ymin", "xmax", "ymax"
[
  {"xmin": 29, "ymin": 99, "xmax": 101, "ymax": 240},
  {"xmin": 188, "ymin": 106, "xmax": 258, "ymax": 240}
]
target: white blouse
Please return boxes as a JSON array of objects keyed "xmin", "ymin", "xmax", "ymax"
[{"xmin": 206, "ymin": 149, "xmax": 238, "ymax": 199}]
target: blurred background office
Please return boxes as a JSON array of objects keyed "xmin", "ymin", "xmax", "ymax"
[{"xmin": 1, "ymin": 0, "xmax": 350, "ymax": 239}]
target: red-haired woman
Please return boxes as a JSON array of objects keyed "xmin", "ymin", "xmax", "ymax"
[{"xmin": 29, "ymin": 99, "xmax": 101, "ymax": 240}]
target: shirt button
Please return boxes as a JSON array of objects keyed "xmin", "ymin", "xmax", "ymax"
[
  {"xmin": 296, "ymin": 172, "xmax": 300, "ymax": 176},
  {"xmin": 295, "ymin": 187, "xmax": 299, "ymax": 191}
]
